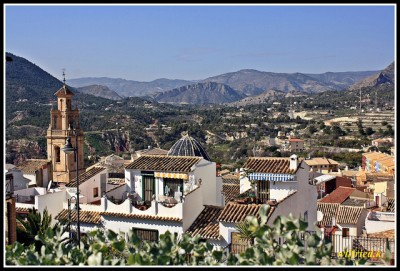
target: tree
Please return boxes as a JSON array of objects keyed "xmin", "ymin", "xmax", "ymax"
[
  {"xmin": 308, "ymin": 125, "xmax": 317, "ymax": 135},
  {"xmin": 365, "ymin": 127, "xmax": 374, "ymax": 136},
  {"xmin": 16, "ymin": 208, "xmax": 59, "ymax": 250},
  {"xmin": 7, "ymin": 205, "xmax": 393, "ymax": 266}
]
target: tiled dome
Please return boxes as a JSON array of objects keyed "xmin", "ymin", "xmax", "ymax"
[{"xmin": 167, "ymin": 134, "xmax": 211, "ymax": 161}]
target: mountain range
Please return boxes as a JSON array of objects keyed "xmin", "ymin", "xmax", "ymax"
[{"xmin": 6, "ymin": 52, "xmax": 394, "ymax": 106}]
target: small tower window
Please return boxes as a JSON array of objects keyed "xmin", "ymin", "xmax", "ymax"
[{"xmin": 55, "ymin": 146, "xmax": 61, "ymax": 163}]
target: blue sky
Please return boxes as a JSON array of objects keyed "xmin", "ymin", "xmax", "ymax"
[{"xmin": 5, "ymin": 4, "xmax": 395, "ymax": 82}]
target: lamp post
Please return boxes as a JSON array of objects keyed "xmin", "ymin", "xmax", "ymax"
[
  {"xmin": 67, "ymin": 195, "xmax": 77, "ymax": 241},
  {"xmin": 62, "ymin": 135, "xmax": 80, "ymax": 248}
]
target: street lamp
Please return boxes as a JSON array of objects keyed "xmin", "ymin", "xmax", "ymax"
[
  {"xmin": 62, "ymin": 136, "xmax": 81, "ymax": 248},
  {"xmin": 67, "ymin": 195, "xmax": 80, "ymax": 241}
]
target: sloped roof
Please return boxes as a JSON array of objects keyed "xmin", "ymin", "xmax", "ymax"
[
  {"xmin": 167, "ymin": 135, "xmax": 211, "ymax": 161},
  {"xmin": 317, "ymin": 203, "xmax": 365, "ymax": 226},
  {"xmin": 186, "ymin": 205, "xmax": 223, "ymax": 240},
  {"xmin": 55, "ymin": 209, "xmax": 102, "ymax": 224},
  {"xmin": 221, "ymin": 174, "xmax": 241, "ymax": 204},
  {"xmin": 54, "ymin": 85, "xmax": 75, "ymax": 96},
  {"xmin": 217, "ymin": 202, "xmax": 275, "ymax": 223},
  {"xmin": 100, "ymin": 212, "xmax": 182, "ymax": 222},
  {"xmin": 126, "ymin": 155, "xmax": 201, "ymax": 172},
  {"xmin": 337, "ymin": 205, "xmax": 364, "ymax": 224},
  {"xmin": 304, "ymin": 158, "xmax": 339, "ymax": 166},
  {"xmin": 244, "ymin": 157, "xmax": 295, "ymax": 174},
  {"xmin": 317, "ymin": 202, "xmax": 340, "ymax": 226},
  {"xmin": 222, "ymin": 183, "xmax": 240, "ymax": 204},
  {"xmin": 386, "ymin": 198, "xmax": 395, "ymax": 212},
  {"xmin": 367, "ymin": 229, "xmax": 395, "ymax": 239},
  {"xmin": 141, "ymin": 148, "xmax": 169, "ymax": 156},
  {"xmin": 319, "ymin": 186, "xmax": 355, "ymax": 204},
  {"xmin": 66, "ymin": 167, "xmax": 106, "ymax": 187},
  {"xmin": 16, "ymin": 159, "xmax": 50, "ymax": 173}
]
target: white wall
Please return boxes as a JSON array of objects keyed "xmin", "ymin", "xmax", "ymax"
[
  {"xmin": 239, "ymin": 173, "xmax": 251, "ymax": 194},
  {"xmin": 182, "ymin": 186, "xmax": 204, "ymax": 231},
  {"xmin": 35, "ymin": 189, "xmax": 67, "ymax": 226},
  {"xmin": 80, "ymin": 168, "xmax": 108, "ymax": 204},
  {"xmin": 24, "ymin": 173, "xmax": 37, "ymax": 186},
  {"xmin": 216, "ymin": 176, "xmax": 224, "ymax": 206},
  {"xmin": 267, "ymin": 162, "xmax": 318, "ymax": 232},
  {"xmin": 9, "ymin": 170, "xmax": 30, "ymax": 191},
  {"xmin": 364, "ymin": 219, "xmax": 395, "ymax": 234},
  {"xmin": 219, "ymin": 221, "xmax": 237, "ymax": 245},
  {"xmin": 270, "ymin": 181, "xmax": 297, "ymax": 201},
  {"xmin": 102, "ymin": 216, "xmax": 183, "ymax": 236},
  {"xmin": 193, "ymin": 159, "xmax": 218, "ymax": 206}
]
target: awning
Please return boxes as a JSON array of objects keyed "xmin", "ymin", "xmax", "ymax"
[
  {"xmin": 248, "ymin": 173, "xmax": 295, "ymax": 182},
  {"xmin": 154, "ymin": 172, "xmax": 188, "ymax": 180}
]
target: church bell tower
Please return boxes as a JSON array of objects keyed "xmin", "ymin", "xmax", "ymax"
[{"xmin": 46, "ymin": 72, "xmax": 84, "ymax": 184}]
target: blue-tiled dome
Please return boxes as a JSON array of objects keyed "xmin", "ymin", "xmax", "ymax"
[{"xmin": 167, "ymin": 134, "xmax": 211, "ymax": 161}]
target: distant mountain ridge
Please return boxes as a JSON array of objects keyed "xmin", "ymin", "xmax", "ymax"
[
  {"xmin": 348, "ymin": 62, "xmax": 394, "ymax": 90},
  {"xmin": 153, "ymin": 82, "xmax": 245, "ymax": 105},
  {"xmin": 76, "ymin": 84, "xmax": 122, "ymax": 100},
  {"xmin": 68, "ymin": 77, "xmax": 194, "ymax": 97}
]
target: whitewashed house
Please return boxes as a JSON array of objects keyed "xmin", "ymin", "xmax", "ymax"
[
  {"xmin": 14, "ymin": 159, "xmax": 52, "ymax": 188},
  {"xmin": 239, "ymin": 154, "xmax": 300, "ymax": 202}
]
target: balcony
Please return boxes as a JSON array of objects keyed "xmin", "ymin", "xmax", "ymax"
[{"xmin": 368, "ymin": 211, "xmax": 395, "ymax": 222}]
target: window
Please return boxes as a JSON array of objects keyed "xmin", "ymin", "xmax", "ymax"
[
  {"xmin": 142, "ymin": 172, "xmax": 155, "ymax": 203},
  {"xmin": 55, "ymin": 146, "xmax": 60, "ymax": 163},
  {"xmin": 93, "ymin": 187, "xmax": 99, "ymax": 198},
  {"xmin": 303, "ymin": 211, "xmax": 308, "ymax": 223},
  {"xmin": 163, "ymin": 178, "xmax": 183, "ymax": 197},
  {"xmin": 342, "ymin": 228, "xmax": 350, "ymax": 237},
  {"xmin": 257, "ymin": 180, "xmax": 269, "ymax": 203},
  {"xmin": 133, "ymin": 228, "xmax": 158, "ymax": 242}
]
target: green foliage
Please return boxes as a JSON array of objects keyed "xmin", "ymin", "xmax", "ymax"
[{"xmin": 7, "ymin": 204, "xmax": 391, "ymax": 266}]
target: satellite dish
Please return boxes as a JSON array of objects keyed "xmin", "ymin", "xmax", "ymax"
[{"xmin": 317, "ymin": 211, "xmax": 324, "ymax": 222}]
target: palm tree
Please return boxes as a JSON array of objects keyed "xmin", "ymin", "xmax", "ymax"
[
  {"xmin": 16, "ymin": 207, "xmax": 52, "ymax": 249},
  {"xmin": 235, "ymin": 219, "xmax": 256, "ymax": 246}
]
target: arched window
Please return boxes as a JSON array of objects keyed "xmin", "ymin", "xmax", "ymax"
[{"xmin": 55, "ymin": 146, "xmax": 60, "ymax": 163}]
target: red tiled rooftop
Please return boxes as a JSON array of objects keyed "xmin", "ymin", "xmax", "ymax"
[
  {"xmin": 244, "ymin": 157, "xmax": 295, "ymax": 174},
  {"xmin": 55, "ymin": 209, "xmax": 102, "ymax": 224},
  {"xmin": 126, "ymin": 155, "xmax": 201, "ymax": 172},
  {"xmin": 100, "ymin": 212, "xmax": 182, "ymax": 222},
  {"xmin": 186, "ymin": 205, "xmax": 223, "ymax": 240},
  {"xmin": 319, "ymin": 186, "xmax": 355, "ymax": 204}
]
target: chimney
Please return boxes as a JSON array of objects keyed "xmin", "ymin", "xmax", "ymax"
[
  {"xmin": 345, "ymin": 165, "xmax": 348, "ymax": 171},
  {"xmin": 289, "ymin": 154, "xmax": 298, "ymax": 171}
]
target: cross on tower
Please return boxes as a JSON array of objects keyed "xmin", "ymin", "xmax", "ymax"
[{"xmin": 62, "ymin": 68, "xmax": 66, "ymax": 85}]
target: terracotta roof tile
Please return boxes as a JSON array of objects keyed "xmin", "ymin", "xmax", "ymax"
[
  {"xmin": 55, "ymin": 209, "xmax": 102, "ymax": 224},
  {"xmin": 222, "ymin": 174, "xmax": 240, "ymax": 184},
  {"xmin": 100, "ymin": 212, "xmax": 182, "ymax": 222},
  {"xmin": 367, "ymin": 229, "xmax": 395, "ymax": 239},
  {"xmin": 16, "ymin": 207, "xmax": 34, "ymax": 213},
  {"xmin": 317, "ymin": 202, "xmax": 340, "ymax": 226},
  {"xmin": 385, "ymin": 198, "xmax": 395, "ymax": 212},
  {"xmin": 288, "ymin": 138, "xmax": 304, "ymax": 142},
  {"xmin": 66, "ymin": 167, "xmax": 106, "ymax": 187},
  {"xmin": 337, "ymin": 205, "xmax": 364, "ymax": 224},
  {"xmin": 186, "ymin": 205, "xmax": 223, "ymax": 240},
  {"xmin": 16, "ymin": 159, "xmax": 50, "ymax": 173},
  {"xmin": 141, "ymin": 148, "xmax": 169, "ymax": 156},
  {"xmin": 319, "ymin": 186, "xmax": 355, "ymax": 204},
  {"xmin": 217, "ymin": 202, "xmax": 275, "ymax": 223},
  {"xmin": 304, "ymin": 158, "xmax": 339, "ymax": 166},
  {"xmin": 54, "ymin": 85, "xmax": 75, "ymax": 96},
  {"xmin": 126, "ymin": 155, "xmax": 202, "ymax": 172},
  {"xmin": 317, "ymin": 203, "xmax": 365, "ymax": 226},
  {"xmin": 244, "ymin": 157, "xmax": 295, "ymax": 174},
  {"xmin": 222, "ymin": 184, "xmax": 240, "ymax": 204}
]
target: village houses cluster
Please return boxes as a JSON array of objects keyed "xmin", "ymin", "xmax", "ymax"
[{"xmin": 5, "ymin": 83, "xmax": 395, "ymax": 261}]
